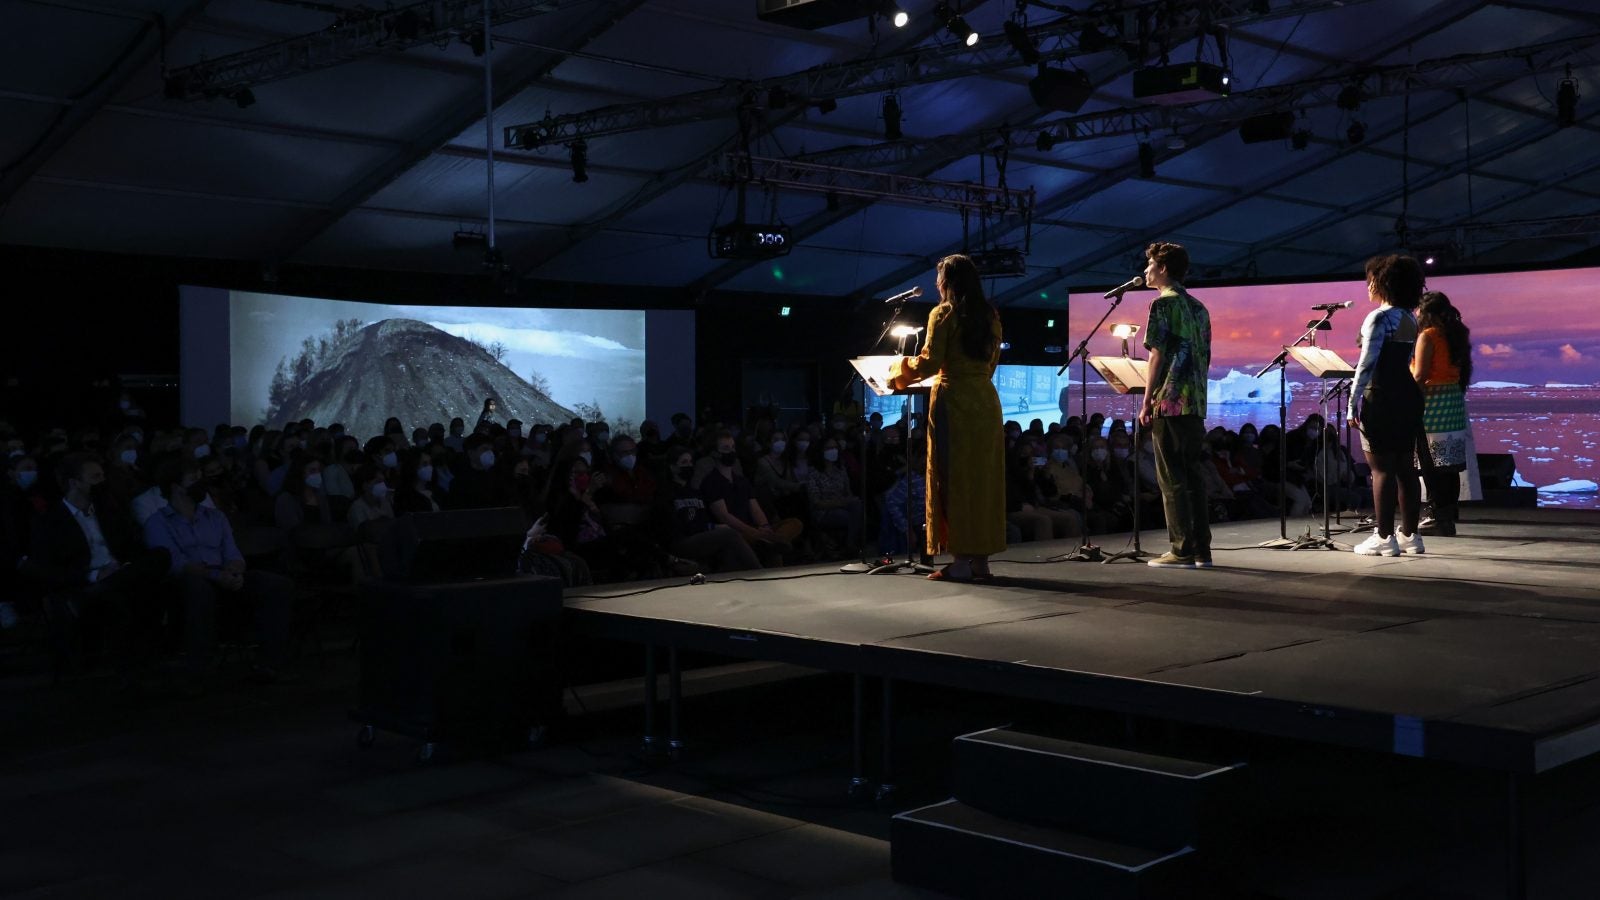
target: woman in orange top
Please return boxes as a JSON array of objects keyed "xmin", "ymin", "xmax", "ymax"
[
  {"xmin": 888, "ymin": 254, "xmax": 1008, "ymax": 581},
  {"xmin": 1411, "ymin": 290, "xmax": 1473, "ymax": 536}
]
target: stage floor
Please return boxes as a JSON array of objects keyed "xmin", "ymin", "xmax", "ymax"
[{"xmin": 565, "ymin": 510, "xmax": 1600, "ymax": 775}]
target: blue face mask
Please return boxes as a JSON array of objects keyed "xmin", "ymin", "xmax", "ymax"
[{"xmin": 16, "ymin": 470, "xmax": 38, "ymax": 489}]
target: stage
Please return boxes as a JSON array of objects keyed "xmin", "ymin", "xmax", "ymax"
[{"xmin": 564, "ymin": 509, "xmax": 1600, "ymax": 779}]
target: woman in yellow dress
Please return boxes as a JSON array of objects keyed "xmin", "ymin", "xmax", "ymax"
[{"xmin": 888, "ymin": 254, "xmax": 1008, "ymax": 581}]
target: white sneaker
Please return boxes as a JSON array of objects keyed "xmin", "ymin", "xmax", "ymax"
[
  {"xmin": 1396, "ymin": 531, "xmax": 1425, "ymax": 555},
  {"xmin": 1353, "ymin": 530, "xmax": 1401, "ymax": 557}
]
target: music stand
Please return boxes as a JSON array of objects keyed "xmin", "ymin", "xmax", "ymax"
[
  {"xmin": 1288, "ymin": 346, "xmax": 1357, "ymax": 550},
  {"xmin": 849, "ymin": 356, "xmax": 935, "ymax": 576},
  {"xmin": 1088, "ymin": 355, "xmax": 1150, "ymax": 564}
]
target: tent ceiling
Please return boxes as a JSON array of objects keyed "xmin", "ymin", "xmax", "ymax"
[{"xmin": 3, "ymin": 0, "xmax": 1599, "ymax": 305}]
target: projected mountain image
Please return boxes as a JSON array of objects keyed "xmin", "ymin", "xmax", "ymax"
[{"xmin": 264, "ymin": 318, "xmax": 577, "ymax": 437}]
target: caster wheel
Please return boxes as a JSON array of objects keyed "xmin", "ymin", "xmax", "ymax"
[
  {"xmin": 417, "ymin": 742, "xmax": 436, "ymax": 763},
  {"xmin": 356, "ymin": 725, "xmax": 376, "ymax": 749},
  {"xmin": 874, "ymin": 783, "xmax": 898, "ymax": 807},
  {"xmin": 847, "ymin": 778, "xmax": 872, "ymax": 802}
]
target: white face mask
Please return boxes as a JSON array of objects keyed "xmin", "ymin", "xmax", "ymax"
[
  {"xmin": 1031, "ymin": 456, "xmax": 1047, "ymax": 467},
  {"xmin": 796, "ymin": 440, "xmax": 810, "ymax": 452},
  {"xmin": 1090, "ymin": 448, "xmax": 1109, "ymax": 463},
  {"xmin": 305, "ymin": 472, "xmax": 323, "ymax": 489},
  {"xmin": 479, "ymin": 450, "xmax": 496, "ymax": 468},
  {"xmin": 595, "ymin": 432, "xmax": 610, "ymax": 445},
  {"xmin": 417, "ymin": 465, "xmax": 433, "ymax": 483},
  {"xmin": 200, "ymin": 493, "xmax": 217, "ymax": 510},
  {"xmin": 770, "ymin": 440, "xmax": 787, "ymax": 455},
  {"xmin": 618, "ymin": 454, "xmax": 637, "ymax": 471},
  {"xmin": 1050, "ymin": 448, "xmax": 1071, "ymax": 463},
  {"xmin": 822, "ymin": 448, "xmax": 840, "ymax": 463},
  {"xmin": 119, "ymin": 449, "xmax": 138, "ymax": 465},
  {"xmin": 1113, "ymin": 448, "xmax": 1131, "ymax": 460},
  {"xmin": 577, "ymin": 451, "xmax": 592, "ymax": 464},
  {"xmin": 370, "ymin": 482, "xmax": 389, "ymax": 499},
  {"xmin": 381, "ymin": 451, "xmax": 398, "ymax": 468},
  {"xmin": 193, "ymin": 444, "xmax": 211, "ymax": 459}
]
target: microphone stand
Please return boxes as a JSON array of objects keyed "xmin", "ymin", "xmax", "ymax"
[
  {"xmin": 1059, "ymin": 291, "xmax": 1128, "ymax": 423},
  {"xmin": 841, "ymin": 294, "xmax": 920, "ymax": 574},
  {"xmin": 1253, "ymin": 307, "xmax": 1339, "ymax": 550}
]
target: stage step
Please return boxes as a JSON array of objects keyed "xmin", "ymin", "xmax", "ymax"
[
  {"xmin": 950, "ymin": 727, "xmax": 1243, "ymax": 848},
  {"xmin": 892, "ymin": 799, "xmax": 1197, "ymax": 900}
]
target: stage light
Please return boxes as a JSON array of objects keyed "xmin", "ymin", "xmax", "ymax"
[
  {"xmin": 1110, "ymin": 322, "xmax": 1140, "ymax": 357},
  {"xmin": 881, "ymin": 93, "xmax": 903, "ymax": 140},
  {"xmin": 934, "ymin": 2, "xmax": 977, "ymax": 47},
  {"xmin": 569, "ymin": 140, "xmax": 589, "ymax": 183},
  {"xmin": 1291, "ymin": 128, "xmax": 1311, "ymax": 150},
  {"xmin": 230, "ymin": 88, "xmax": 255, "ymax": 109},
  {"xmin": 1557, "ymin": 64, "xmax": 1578, "ymax": 128},
  {"xmin": 1000, "ymin": 341, "xmax": 1012, "ymax": 351},
  {"xmin": 816, "ymin": 97, "xmax": 838, "ymax": 114},
  {"xmin": 1336, "ymin": 82, "xmax": 1363, "ymax": 111},
  {"xmin": 1004, "ymin": 19, "xmax": 1040, "ymax": 65},
  {"xmin": 1046, "ymin": 318, "xmax": 1055, "ymax": 328},
  {"xmin": 1035, "ymin": 130, "xmax": 1057, "ymax": 152},
  {"xmin": 780, "ymin": 306, "xmax": 792, "ymax": 316},
  {"xmin": 1346, "ymin": 120, "xmax": 1366, "ymax": 144},
  {"xmin": 464, "ymin": 29, "xmax": 485, "ymax": 56},
  {"xmin": 1424, "ymin": 255, "xmax": 1436, "ymax": 266},
  {"xmin": 891, "ymin": 6, "xmax": 909, "ymax": 28},
  {"xmin": 1166, "ymin": 130, "xmax": 1186, "ymax": 150},
  {"xmin": 1079, "ymin": 23, "xmax": 1112, "ymax": 53},
  {"xmin": 1137, "ymin": 140, "xmax": 1156, "ymax": 178}
]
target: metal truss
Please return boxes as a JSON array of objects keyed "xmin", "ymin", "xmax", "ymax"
[
  {"xmin": 164, "ymin": 0, "xmax": 569, "ymax": 99},
  {"xmin": 803, "ymin": 32, "xmax": 1600, "ymax": 167},
  {"xmin": 718, "ymin": 154, "xmax": 1035, "ymax": 215},
  {"xmin": 503, "ymin": 0, "xmax": 1377, "ymax": 149},
  {"xmin": 1406, "ymin": 213, "xmax": 1600, "ymax": 246}
]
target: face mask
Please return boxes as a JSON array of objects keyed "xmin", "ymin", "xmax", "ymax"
[
  {"xmin": 119, "ymin": 399, "xmax": 131, "ymax": 410},
  {"xmin": 415, "ymin": 437, "xmax": 430, "ymax": 448},
  {"xmin": 796, "ymin": 440, "xmax": 811, "ymax": 452},
  {"xmin": 572, "ymin": 473, "xmax": 591, "ymax": 493},
  {"xmin": 193, "ymin": 444, "xmax": 211, "ymax": 459},
  {"xmin": 618, "ymin": 454, "xmax": 637, "ymax": 471},
  {"xmin": 770, "ymin": 440, "xmax": 786, "ymax": 455},
  {"xmin": 1091, "ymin": 448, "xmax": 1109, "ymax": 463},
  {"xmin": 1050, "ymin": 449, "xmax": 1070, "ymax": 463},
  {"xmin": 677, "ymin": 465, "xmax": 693, "ymax": 482},
  {"xmin": 16, "ymin": 471, "xmax": 37, "ymax": 489},
  {"xmin": 1113, "ymin": 448, "xmax": 1131, "ymax": 460},
  {"xmin": 1241, "ymin": 432, "xmax": 1256, "ymax": 445},
  {"xmin": 577, "ymin": 451, "xmax": 592, "ymax": 464},
  {"xmin": 596, "ymin": 431, "xmax": 610, "ymax": 445},
  {"xmin": 479, "ymin": 450, "xmax": 496, "ymax": 468},
  {"xmin": 823, "ymin": 448, "xmax": 840, "ymax": 463},
  {"xmin": 381, "ymin": 452, "xmax": 398, "ymax": 469},
  {"xmin": 370, "ymin": 482, "xmax": 389, "ymax": 499},
  {"xmin": 417, "ymin": 465, "xmax": 433, "ymax": 482},
  {"xmin": 6, "ymin": 449, "xmax": 22, "ymax": 459},
  {"xmin": 119, "ymin": 448, "xmax": 138, "ymax": 465},
  {"xmin": 1006, "ymin": 430, "xmax": 1020, "ymax": 440},
  {"xmin": 1031, "ymin": 456, "xmax": 1047, "ymax": 468},
  {"xmin": 305, "ymin": 472, "xmax": 323, "ymax": 490},
  {"xmin": 533, "ymin": 433, "xmax": 547, "ymax": 445},
  {"xmin": 718, "ymin": 450, "xmax": 737, "ymax": 466}
]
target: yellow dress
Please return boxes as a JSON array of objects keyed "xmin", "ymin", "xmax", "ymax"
[{"xmin": 889, "ymin": 304, "xmax": 1007, "ymax": 557}]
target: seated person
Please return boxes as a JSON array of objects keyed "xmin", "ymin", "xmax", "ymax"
[
  {"xmin": 655, "ymin": 448, "xmax": 761, "ymax": 573},
  {"xmin": 597, "ymin": 434, "xmax": 658, "ymax": 511},
  {"xmin": 752, "ymin": 434, "xmax": 806, "ymax": 523},
  {"xmin": 701, "ymin": 432, "xmax": 802, "ymax": 567},
  {"xmin": 1081, "ymin": 436, "xmax": 1132, "ymax": 534},
  {"xmin": 1040, "ymin": 436, "xmax": 1090, "ymax": 517},
  {"xmin": 394, "ymin": 451, "xmax": 443, "ymax": 515},
  {"xmin": 545, "ymin": 456, "xmax": 663, "ymax": 582},
  {"xmin": 143, "ymin": 462, "xmax": 292, "ymax": 680},
  {"xmin": 805, "ymin": 436, "xmax": 863, "ymax": 557},
  {"xmin": 1006, "ymin": 440, "xmax": 1083, "ymax": 542},
  {"xmin": 881, "ymin": 440, "xmax": 927, "ymax": 558},
  {"xmin": 345, "ymin": 464, "xmax": 395, "ymax": 528},
  {"xmin": 449, "ymin": 435, "xmax": 505, "ymax": 509},
  {"xmin": 274, "ymin": 454, "xmax": 336, "ymax": 528},
  {"xmin": 27, "ymin": 454, "xmax": 170, "ymax": 675}
]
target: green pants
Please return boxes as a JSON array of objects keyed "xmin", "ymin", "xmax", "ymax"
[{"xmin": 1152, "ymin": 415, "xmax": 1211, "ymax": 558}]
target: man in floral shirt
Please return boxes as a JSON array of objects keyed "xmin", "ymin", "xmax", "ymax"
[{"xmin": 1138, "ymin": 241, "xmax": 1213, "ymax": 569}]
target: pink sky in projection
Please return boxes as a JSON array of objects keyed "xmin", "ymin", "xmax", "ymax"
[{"xmin": 1069, "ymin": 266, "xmax": 1600, "ymax": 386}]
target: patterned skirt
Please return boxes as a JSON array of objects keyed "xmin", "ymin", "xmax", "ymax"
[{"xmin": 1421, "ymin": 383, "xmax": 1470, "ymax": 468}]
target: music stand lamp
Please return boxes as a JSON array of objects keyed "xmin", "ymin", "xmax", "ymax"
[
  {"xmin": 847, "ymin": 355, "xmax": 935, "ymax": 576},
  {"xmin": 1089, "ymin": 324, "xmax": 1150, "ymax": 564},
  {"xmin": 1288, "ymin": 345, "xmax": 1357, "ymax": 551}
]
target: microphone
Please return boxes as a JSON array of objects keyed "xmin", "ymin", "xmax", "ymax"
[
  {"xmin": 1102, "ymin": 276, "xmax": 1144, "ymax": 299},
  {"xmin": 1311, "ymin": 301, "xmax": 1354, "ymax": 311},
  {"xmin": 882, "ymin": 285, "xmax": 924, "ymax": 304}
]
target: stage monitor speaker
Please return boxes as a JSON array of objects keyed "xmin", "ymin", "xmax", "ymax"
[
  {"xmin": 381, "ymin": 507, "xmax": 530, "ymax": 583},
  {"xmin": 1030, "ymin": 67, "xmax": 1094, "ymax": 113},
  {"xmin": 1476, "ymin": 453, "xmax": 1517, "ymax": 490},
  {"xmin": 1238, "ymin": 112, "xmax": 1295, "ymax": 144}
]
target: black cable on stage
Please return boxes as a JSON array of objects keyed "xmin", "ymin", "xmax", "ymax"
[{"xmin": 565, "ymin": 568, "xmax": 859, "ymax": 601}]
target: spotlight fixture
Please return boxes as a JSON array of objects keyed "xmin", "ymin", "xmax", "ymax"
[
  {"xmin": 465, "ymin": 29, "xmax": 485, "ymax": 57},
  {"xmin": 229, "ymin": 88, "xmax": 255, "ymax": 109},
  {"xmin": 1557, "ymin": 64, "xmax": 1578, "ymax": 128},
  {"xmin": 1035, "ymin": 130, "xmax": 1057, "ymax": 152},
  {"xmin": 1336, "ymin": 82, "xmax": 1363, "ymax": 111},
  {"xmin": 881, "ymin": 93, "xmax": 903, "ymax": 140},
  {"xmin": 881, "ymin": 1, "xmax": 909, "ymax": 27},
  {"xmin": 934, "ymin": 2, "xmax": 978, "ymax": 47},
  {"xmin": 1078, "ymin": 23, "xmax": 1112, "ymax": 53},
  {"xmin": 1003, "ymin": 19, "xmax": 1040, "ymax": 65},
  {"xmin": 569, "ymin": 140, "xmax": 589, "ymax": 183},
  {"xmin": 816, "ymin": 97, "xmax": 838, "ymax": 114},
  {"xmin": 1029, "ymin": 66, "xmax": 1093, "ymax": 113},
  {"xmin": 1291, "ymin": 127, "xmax": 1311, "ymax": 150},
  {"xmin": 1346, "ymin": 120, "xmax": 1366, "ymax": 144},
  {"xmin": 1137, "ymin": 140, "xmax": 1156, "ymax": 178},
  {"xmin": 1166, "ymin": 130, "xmax": 1186, "ymax": 150},
  {"xmin": 389, "ymin": 9, "xmax": 422, "ymax": 40},
  {"xmin": 767, "ymin": 86, "xmax": 793, "ymax": 108}
]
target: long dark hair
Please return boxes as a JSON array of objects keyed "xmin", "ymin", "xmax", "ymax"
[
  {"xmin": 1417, "ymin": 290, "xmax": 1472, "ymax": 387},
  {"xmin": 937, "ymin": 254, "xmax": 998, "ymax": 361}
]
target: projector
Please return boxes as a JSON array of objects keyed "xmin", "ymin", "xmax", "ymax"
[
  {"xmin": 710, "ymin": 222, "xmax": 793, "ymax": 260},
  {"xmin": 970, "ymin": 248, "xmax": 1028, "ymax": 278},
  {"xmin": 757, "ymin": 0, "xmax": 872, "ymax": 29},
  {"xmin": 1132, "ymin": 62, "xmax": 1230, "ymax": 105}
]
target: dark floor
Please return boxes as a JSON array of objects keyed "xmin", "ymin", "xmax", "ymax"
[{"xmin": 5, "ymin": 508, "xmax": 1600, "ymax": 899}]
